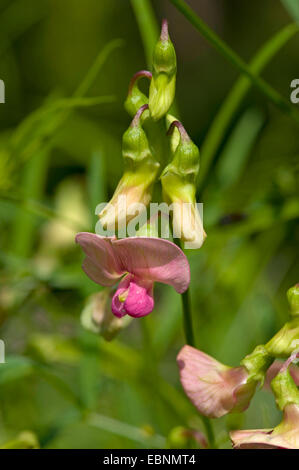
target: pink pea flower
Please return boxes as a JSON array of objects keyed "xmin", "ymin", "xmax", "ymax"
[
  {"xmin": 76, "ymin": 232, "xmax": 190, "ymax": 318},
  {"xmin": 177, "ymin": 345, "xmax": 257, "ymax": 418},
  {"xmin": 230, "ymin": 404, "xmax": 299, "ymax": 449}
]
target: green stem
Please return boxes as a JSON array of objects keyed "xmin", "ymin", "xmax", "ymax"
[
  {"xmin": 170, "ymin": 0, "xmax": 299, "ymax": 126},
  {"xmin": 174, "ymin": 239, "xmax": 195, "ymax": 347},
  {"xmin": 181, "ymin": 287, "xmax": 195, "ymax": 346},
  {"xmin": 202, "ymin": 416, "xmax": 216, "ymax": 449},
  {"xmin": 176, "ymin": 239, "xmax": 216, "ymax": 448},
  {"xmin": 180, "ymin": 287, "xmax": 216, "ymax": 448}
]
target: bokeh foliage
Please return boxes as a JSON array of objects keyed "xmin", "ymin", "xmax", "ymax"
[{"xmin": 0, "ymin": 0, "xmax": 298, "ymax": 448}]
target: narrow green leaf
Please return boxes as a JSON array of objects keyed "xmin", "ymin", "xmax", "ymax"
[
  {"xmin": 199, "ymin": 22, "xmax": 298, "ymax": 186},
  {"xmin": 170, "ymin": 0, "xmax": 299, "ymax": 127},
  {"xmin": 130, "ymin": 0, "xmax": 159, "ymax": 68},
  {"xmin": 11, "ymin": 148, "xmax": 49, "ymax": 258},
  {"xmin": 216, "ymin": 107, "xmax": 264, "ymax": 189},
  {"xmin": 87, "ymin": 412, "xmax": 165, "ymax": 448}
]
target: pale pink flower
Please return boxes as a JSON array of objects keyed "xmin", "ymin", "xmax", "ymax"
[
  {"xmin": 230, "ymin": 404, "xmax": 299, "ymax": 449},
  {"xmin": 177, "ymin": 345, "xmax": 257, "ymax": 418},
  {"xmin": 76, "ymin": 232, "xmax": 190, "ymax": 318}
]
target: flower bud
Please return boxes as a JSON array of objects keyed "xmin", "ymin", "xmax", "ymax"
[
  {"xmin": 81, "ymin": 289, "xmax": 132, "ymax": 341},
  {"xmin": 265, "ymin": 318, "xmax": 299, "ymax": 358},
  {"xmin": 271, "ymin": 363, "xmax": 299, "ymax": 412},
  {"xmin": 166, "ymin": 114, "xmax": 180, "ymax": 153},
  {"xmin": 240, "ymin": 344, "xmax": 273, "ymax": 385},
  {"xmin": 124, "ymin": 70, "xmax": 152, "ymax": 118},
  {"xmin": 149, "ymin": 19, "xmax": 176, "ymax": 121},
  {"xmin": 287, "ymin": 283, "xmax": 299, "ymax": 317},
  {"xmin": 98, "ymin": 105, "xmax": 160, "ymax": 230},
  {"xmin": 161, "ymin": 121, "xmax": 206, "ymax": 249}
]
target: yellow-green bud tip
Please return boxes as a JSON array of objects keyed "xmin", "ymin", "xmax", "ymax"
[{"xmin": 287, "ymin": 284, "xmax": 299, "ymax": 317}]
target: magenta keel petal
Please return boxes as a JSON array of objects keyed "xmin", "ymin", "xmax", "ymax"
[
  {"xmin": 124, "ymin": 281, "xmax": 154, "ymax": 317},
  {"xmin": 111, "ymin": 276, "xmax": 131, "ymax": 318},
  {"xmin": 110, "ymin": 278, "xmax": 154, "ymax": 318}
]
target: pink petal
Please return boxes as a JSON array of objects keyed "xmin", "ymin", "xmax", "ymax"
[
  {"xmin": 112, "ymin": 237, "xmax": 190, "ymax": 293},
  {"xmin": 230, "ymin": 405, "xmax": 299, "ymax": 449},
  {"xmin": 230, "ymin": 429, "xmax": 277, "ymax": 449},
  {"xmin": 177, "ymin": 345, "xmax": 253, "ymax": 418},
  {"xmin": 76, "ymin": 232, "xmax": 123, "ymax": 286},
  {"xmin": 111, "ymin": 277, "xmax": 154, "ymax": 318},
  {"xmin": 111, "ymin": 276, "xmax": 131, "ymax": 318},
  {"xmin": 124, "ymin": 280, "xmax": 154, "ymax": 318}
]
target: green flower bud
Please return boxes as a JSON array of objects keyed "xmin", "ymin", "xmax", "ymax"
[
  {"xmin": 98, "ymin": 105, "xmax": 160, "ymax": 230},
  {"xmin": 161, "ymin": 121, "xmax": 206, "ymax": 249},
  {"xmin": 265, "ymin": 318, "xmax": 299, "ymax": 358},
  {"xmin": 271, "ymin": 357, "xmax": 299, "ymax": 411},
  {"xmin": 124, "ymin": 70, "xmax": 152, "ymax": 118},
  {"xmin": 122, "ymin": 105, "xmax": 154, "ymax": 165},
  {"xmin": 240, "ymin": 345, "xmax": 273, "ymax": 385},
  {"xmin": 287, "ymin": 284, "xmax": 299, "ymax": 317},
  {"xmin": 166, "ymin": 113, "xmax": 180, "ymax": 153},
  {"xmin": 149, "ymin": 19, "xmax": 177, "ymax": 121}
]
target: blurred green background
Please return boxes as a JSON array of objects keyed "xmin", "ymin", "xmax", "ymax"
[{"xmin": 0, "ymin": 0, "xmax": 298, "ymax": 449}]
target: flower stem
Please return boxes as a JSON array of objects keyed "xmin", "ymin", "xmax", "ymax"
[
  {"xmin": 176, "ymin": 238, "xmax": 216, "ymax": 448},
  {"xmin": 181, "ymin": 287, "xmax": 217, "ymax": 448},
  {"xmin": 181, "ymin": 287, "xmax": 195, "ymax": 347}
]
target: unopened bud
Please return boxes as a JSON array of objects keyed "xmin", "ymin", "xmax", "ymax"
[
  {"xmin": 271, "ymin": 355, "xmax": 299, "ymax": 411},
  {"xmin": 287, "ymin": 284, "xmax": 299, "ymax": 317},
  {"xmin": 265, "ymin": 318, "xmax": 299, "ymax": 358},
  {"xmin": 241, "ymin": 345, "xmax": 273, "ymax": 385},
  {"xmin": 149, "ymin": 19, "xmax": 176, "ymax": 121},
  {"xmin": 124, "ymin": 70, "xmax": 152, "ymax": 118},
  {"xmin": 161, "ymin": 121, "xmax": 205, "ymax": 249},
  {"xmin": 98, "ymin": 105, "xmax": 160, "ymax": 230}
]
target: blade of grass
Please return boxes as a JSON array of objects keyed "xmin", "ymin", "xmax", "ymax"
[
  {"xmin": 11, "ymin": 95, "xmax": 115, "ymax": 163},
  {"xmin": 87, "ymin": 412, "xmax": 165, "ymax": 448},
  {"xmin": 216, "ymin": 107, "xmax": 265, "ymax": 189},
  {"xmin": 0, "ymin": 192, "xmax": 85, "ymax": 231},
  {"xmin": 8, "ymin": 39, "xmax": 122, "ymax": 171},
  {"xmin": 131, "ymin": 0, "xmax": 180, "ymax": 117},
  {"xmin": 74, "ymin": 39, "xmax": 124, "ymax": 98},
  {"xmin": 130, "ymin": 0, "xmax": 159, "ymax": 68},
  {"xmin": 11, "ymin": 149, "xmax": 49, "ymax": 258},
  {"xmin": 87, "ymin": 149, "xmax": 107, "ymax": 230},
  {"xmin": 170, "ymin": 0, "xmax": 299, "ymax": 126},
  {"xmin": 198, "ymin": 22, "xmax": 298, "ymax": 187},
  {"xmin": 9, "ymin": 40, "xmax": 122, "ymax": 257}
]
